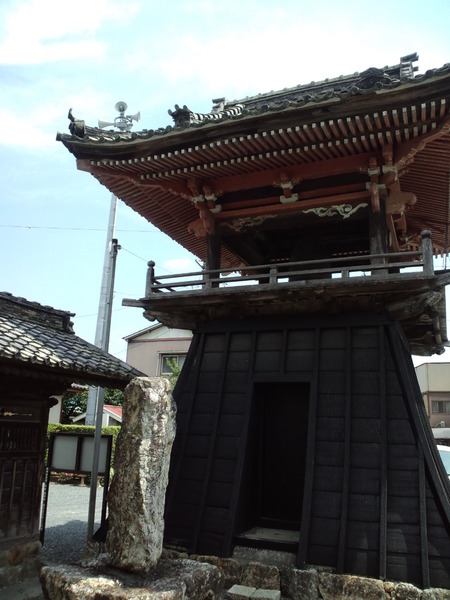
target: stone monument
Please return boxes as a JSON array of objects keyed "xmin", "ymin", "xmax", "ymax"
[{"xmin": 106, "ymin": 377, "xmax": 176, "ymax": 572}]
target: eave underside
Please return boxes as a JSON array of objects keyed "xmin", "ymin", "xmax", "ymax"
[
  {"xmin": 69, "ymin": 82, "xmax": 450, "ymax": 267},
  {"xmin": 0, "ymin": 359, "xmax": 132, "ymax": 391}
]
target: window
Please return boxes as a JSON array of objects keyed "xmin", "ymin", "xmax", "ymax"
[
  {"xmin": 160, "ymin": 354, "xmax": 186, "ymax": 375},
  {"xmin": 432, "ymin": 400, "xmax": 450, "ymax": 414}
]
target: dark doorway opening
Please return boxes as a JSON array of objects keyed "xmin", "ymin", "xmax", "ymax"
[{"xmin": 235, "ymin": 381, "xmax": 310, "ymax": 550}]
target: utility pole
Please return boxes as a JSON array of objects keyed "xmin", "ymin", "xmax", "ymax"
[
  {"xmin": 85, "ymin": 195, "xmax": 119, "ymax": 425},
  {"xmin": 86, "ymin": 102, "xmax": 140, "ymax": 541}
]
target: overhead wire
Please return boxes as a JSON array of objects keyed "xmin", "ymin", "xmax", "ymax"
[{"xmin": 0, "ymin": 224, "xmax": 155, "ymax": 233}]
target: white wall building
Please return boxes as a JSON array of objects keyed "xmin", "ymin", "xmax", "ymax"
[
  {"xmin": 124, "ymin": 323, "xmax": 192, "ymax": 377},
  {"xmin": 416, "ymin": 362, "xmax": 450, "ymax": 429}
]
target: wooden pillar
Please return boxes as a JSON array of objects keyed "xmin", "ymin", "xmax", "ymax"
[
  {"xmin": 421, "ymin": 230, "xmax": 434, "ymax": 276},
  {"xmin": 369, "ymin": 187, "xmax": 388, "ymax": 271},
  {"xmin": 205, "ymin": 233, "xmax": 222, "ymax": 288}
]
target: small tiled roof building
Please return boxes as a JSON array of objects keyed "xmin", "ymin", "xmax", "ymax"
[{"xmin": 0, "ymin": 291, "xmax": 142, "ymax": 585}]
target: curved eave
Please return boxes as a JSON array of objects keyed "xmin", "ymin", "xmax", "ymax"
[
  {"xmin": 0, "ymin": 358, "xmax": 137, "ymax": 390},
  {"xmin": 57, "ymin": 67, "xmax": 450, "ymax": 161}
]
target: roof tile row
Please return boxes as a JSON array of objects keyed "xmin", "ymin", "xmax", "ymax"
[
  {"xmin": 57, "ymin": 55, "xmax": 450, "ymax": 146},
  {"xmin": 0, "ymin": 292, "xmax": 142, "ymax": 386}
]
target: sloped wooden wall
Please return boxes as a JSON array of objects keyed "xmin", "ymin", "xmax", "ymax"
[{"xmin": 163, "ymin": 314, "xmax": 450, "ymax": 588}]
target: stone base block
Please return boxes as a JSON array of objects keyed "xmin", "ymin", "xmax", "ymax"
[
  {"xmin": 225, "ymin": 585, "xmax": 281, "ymax": 600},
  {"xmin": 252, "ymin": 590, "xmax": 281, "ymax": 599},
  {"xmin": 241, "ymin": 562, "xmax": 280, "ymax": 590},
  {"xmin": 226, "ymin": 585, "xmax": 257, "ymax": 599},
  {"xmin": 191, "ymin": 555, "xmax": 243, "ymax": 589},
  {"xmin": 40, "ymin": 558, "xmax": 223, "ymax": 600}
]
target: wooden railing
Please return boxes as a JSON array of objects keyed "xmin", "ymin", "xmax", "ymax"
[{"xmin": 144, "ymin": 230, "xmax": 434, "ymax": 297}]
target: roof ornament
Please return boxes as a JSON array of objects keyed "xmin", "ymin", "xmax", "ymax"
[
  {"xmin": 351, "ymin": 53, "xmax": 419, "ymax": 92},
  {"xmin": 68, "ymin": 108, "xmax": 86, "ymax": 138},
  {"xmin": 98, "ymin": 101, "xmax": 140, "ymax": 132},
  {"xmin": 353, "ymin": 68, "xmax": 396, "ymax": 91},
  {"xmin": 169, "ymin": 99, "xmax": 244, "ymax": 128},
  {"xmin": 400, "ymin": 52, "xmax": 419, "ymax": 79},
  {"xmin": 168, "ymin": 104, "xmax": 193, "ymax": 127}
]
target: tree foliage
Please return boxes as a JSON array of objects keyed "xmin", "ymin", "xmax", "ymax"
[
  {"xmin": 166, "ymin": 357, "xmax": 182, "ymax": 390},
  {"xmin": 61, "ymin": 388, "xmax": 124, "ymax": 424}
]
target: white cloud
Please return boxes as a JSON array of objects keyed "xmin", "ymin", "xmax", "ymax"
[
  {"xmin": 126, "ymin": 2, "xmax": 450, "ymax": 104},
  {"xmin": 0, "ymin": 110, "xmax": 55, "ymax": 148},
  {"xmin": 0, "ymin": 0, "xmax": 137, "ymax": 65},
  {"xmin": 0, "ymin": 85, "xmax": 111, "ymax": 150},
  {"xmin": 1, "ymin": 39, "xmax": 106, "ymax": 65},
  {"xmin": 162, "ymin": 258, "xmax": 198, "ymax": 274}
]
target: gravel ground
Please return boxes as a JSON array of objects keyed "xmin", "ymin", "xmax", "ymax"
[{"xmin": 41, "ymin": 481, "xmax": 103, "ymax": 564}]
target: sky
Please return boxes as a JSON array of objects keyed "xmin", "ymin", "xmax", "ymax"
[{"xmin": 1, "ymin": 0, "xmax": 450, "ymax": 364}]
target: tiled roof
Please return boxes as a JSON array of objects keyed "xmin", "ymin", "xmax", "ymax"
[
  {"xmin": 57, "ymin": 53, "xmax": 449, "ymax": 147},
  {"xmin": 0, "ymin": 292, "xmax": 143, "ymax": 388},
  {"xmin": 103, "ymin": 404, "xmax": 122, "ymax": 420},
  {"xmin": 72, "ymin": 403, "xmax": 123, "ymax": 423},
  {"xmin": 167, "ymin": 54, "xmax": 423, "ymax": 126}
]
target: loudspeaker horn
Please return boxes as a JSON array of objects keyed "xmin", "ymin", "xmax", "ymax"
[
  {"xmin": 98, "ymin": 119, "xmax": 116, "ymax": 129},
  {"xmin": 115, "ymin": 101, "xmax": 128, "ymax": 113},
  {"xmin": 129, "ymin": 111, "xmax": 140, "ymax": 123}
]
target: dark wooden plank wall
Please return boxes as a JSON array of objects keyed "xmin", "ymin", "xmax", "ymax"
[
  {"xmin": 386, "ymin": 323, "xmax": 450, "ymax": 588},
  {"xmin": 164, "ymin": 315, "xmax": 450, "ymax": 588},
  {"xmin": 0, "ymin": 418, "xmax": 44, "ymax": 542}
]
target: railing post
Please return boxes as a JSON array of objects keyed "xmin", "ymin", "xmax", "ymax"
[
  {"xmin": 145, "ymin": 261, "xmax": 155, "ymax": 297},
  {"xmin": 421, "ymin": 230, "xmax": 434, "ymax": 276},
  {"xmin": 202, "ymin": 264, "xmax": 212, "ymax": 290},
  {"xmin": 269, "ymin": 267, "xmax": 277, "ymax": 285}
]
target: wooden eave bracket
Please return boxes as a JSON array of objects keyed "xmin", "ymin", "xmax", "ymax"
[
  {"xmin": 366, "ymin": 181, "xmax": 387, "ymax": 213},
  {"xmin": 276, "ymin": 172, "xmax": 300, "ymax": 204},
  {"xmin": 387, "ymin": 290, "xmax": 442, "ymax": 321},
  {"xmin": 187, "ymin": 178, "xmax": 220, "ymax": 237},
  {"xmin": 188, "ymin": 178, "xmax": 222, "ymax": 213}
]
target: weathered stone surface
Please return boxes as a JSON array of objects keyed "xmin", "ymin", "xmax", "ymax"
[
  {"xmin": 241, "ymin": 561, "xmax": 280, "ymax": 590},
  {"xmin": 0, "ymin": 555, "xmax": 42, "ymax": 588},
  {"xmin": 106, "ymin": 377, "xmax": 176, "ymax": 573},
  {"xmin": 281, "ymin": 567, "xmax": 319, "ymax": 600},
  {"xmin": 391, "ymin": 582, "xmax": 421, "ymax": 599},
  {"xmin": 384, "ymin": 581, "xmax": 395, "ymax": 594},
  {"xmin": 192, "ymin": 555, "xmax": 243, "ymax": 589},
  {"xmin": 40, "ymin": 559, "xmax": 223, "ymax": 600},
  {"xmin": 252, "ymin": 589, "xmax": 281, "ymax": 599},
  {"xmin": 153, "ymin": 559, "xmax": 223, "ymax": 599},
  {"xmin": 225, "ymin": 584, "xmax": 256, "ymax": 599},
  {"xmin": 232, "ymin": 547, "xmax": 296, "ymax": 569},
  {"xmin": 41, "ymin": 564, "xmax": 127, "ymax": 600},
  {"xmin": 319, "ymin": 572, "xmax": 385, "ymax": 600},
  {"xmin": 162, "ymin": 548, "xmax": 189, "ymax": 560},
  {"xmin": 422, "ymin": 588, "xmax": 450, "ymax": 599},
  {"xmin": 7, "ymin": 541, "xmax": 41, "ymax": 566},
  {"xmin": 342, "ymin": 575, "xmax": 385, "ymax": 599},
  {"xmin": 318, "ymin": 572, "xmax": 346, "ymax": 600},
  {"xmin": 0, "ymin": 540, "xmax": 42, "ymax": 587}
]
